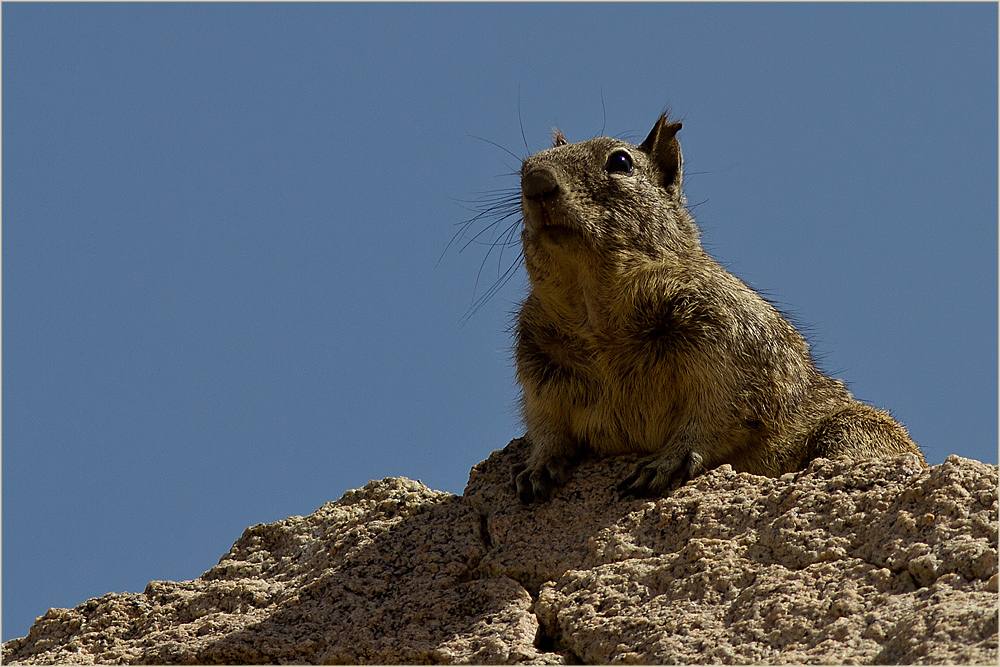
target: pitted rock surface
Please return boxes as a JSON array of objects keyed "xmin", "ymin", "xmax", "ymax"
[{"xmin": 4, "ymin": 440, "xmax": 997, "ymax": 664}]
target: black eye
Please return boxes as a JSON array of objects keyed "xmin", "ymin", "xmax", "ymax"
[{"xmin": 606, "ymin": 150, "xmax": 634, "ymax": 175}]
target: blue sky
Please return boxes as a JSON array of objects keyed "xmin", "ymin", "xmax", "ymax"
[{"xmin": 3, "ymin": 2, "xmax": 996, "ymax": 643}]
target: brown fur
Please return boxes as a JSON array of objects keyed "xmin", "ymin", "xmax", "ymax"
[{"xmin": 511, "ymin": 113, "xmax": 925, "ymax": 503}]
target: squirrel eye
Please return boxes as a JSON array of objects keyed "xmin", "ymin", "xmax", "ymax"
[{"xmin": 606, "ymin": 150, "xmax": 634, "ymax": 175}]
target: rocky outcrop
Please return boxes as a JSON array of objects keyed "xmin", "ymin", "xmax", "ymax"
[{"xmin": 4, "ymin": 440, "xmax": 998, "ymax": 664}]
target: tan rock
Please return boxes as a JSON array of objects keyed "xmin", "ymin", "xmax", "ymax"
[{"xmin": 4, "ymin": 441, "xmax": 997, "ymax": 664}]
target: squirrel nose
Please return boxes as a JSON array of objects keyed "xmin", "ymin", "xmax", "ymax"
[{"xmin": 522, "ymin": 169, "xmax": 559, "ymax": 199}]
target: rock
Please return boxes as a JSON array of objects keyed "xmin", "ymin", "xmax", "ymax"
[{"xmin": 4, "ymin": 440, "xmax": 998, "ymax": 664}]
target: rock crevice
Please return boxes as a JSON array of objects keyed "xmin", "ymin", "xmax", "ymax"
[{"xmin": 3, "ymin": 439, "xmax": 997, "ymax": 664}]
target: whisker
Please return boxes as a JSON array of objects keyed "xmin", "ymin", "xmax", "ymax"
[
  {"xmin": 470, "ymin": 224, "xmax": 521, "ymax": 309},
  {"xmin": 462, "ymin": 252, "xmax": 524, "ymax": 324},
  {"xmin": 459, "ymin": 209, "xmax": 521, "ymax": 252},
  {"xmin": 442, "ymin": 135, "xmax": 527, "ymax": 321},
  {"xmin": 470, "ymin": 135, "xmax": 523, "ymax": 163},
  {"xmin": 599, "ymin": 89, "xmax": 607, "ymax": 138},
  {"xmin": 437, "ymin": 189, "xmax": 522, "ymax": 266},
  {"xmin": 496, "ymin": 218, "xmax": 523, "ymax": 277},
  {"xmin": 518, "ymin": 88, "xmax": 529, "ymax": 154}
]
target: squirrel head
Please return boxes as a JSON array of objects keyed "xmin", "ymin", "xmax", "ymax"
[{"xmin": 519, "ymin": 113, "xmax": 701, "ymax": 287}]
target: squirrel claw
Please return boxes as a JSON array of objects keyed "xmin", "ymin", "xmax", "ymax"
[
  {"xmin": 619, "ymin": 450, "xmax": 705, "ymax": 498},
  {"xmin": 512, "ymin": 453, "xmax": 572, "ymax": 504}
]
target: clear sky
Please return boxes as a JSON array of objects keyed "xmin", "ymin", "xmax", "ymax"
[{"xmin": 2, "ymin": 2, "xmax": 996, "ymax": 643}]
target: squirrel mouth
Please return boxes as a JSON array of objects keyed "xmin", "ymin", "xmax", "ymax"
[
  {"xmin": 525, "ymin": 200, "xmax": 573, "ymax": 238},
  {"xmin": 536, "ymin": 204, "xmax": 566, "ymax": 231}
]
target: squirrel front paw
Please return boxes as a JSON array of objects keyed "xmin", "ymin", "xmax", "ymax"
[
  {"xmin": 618, "ymin": 449, "xmax": 705, "ymax": 498},
  {"xmin": 511, "ymin": 451, "xmax": 574, "ymax": 504}
]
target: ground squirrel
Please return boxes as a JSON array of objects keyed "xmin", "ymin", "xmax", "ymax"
[{"xmin": 510, "ymin": 112, "xmax": 926, "ymax": 503}]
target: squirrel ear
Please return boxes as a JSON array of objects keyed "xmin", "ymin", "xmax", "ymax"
[
  {"xmin": 639, "ymin": 113, "xmax": 683, "ymax": 193},
  {"xmin": 552, "ymin": 129, "xmax": 568, "ymax": 147}
]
